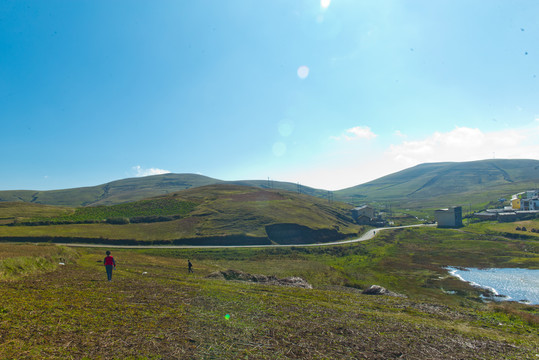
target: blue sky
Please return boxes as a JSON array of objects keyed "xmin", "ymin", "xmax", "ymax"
[{"xmin": 2, "ymin": 0, "xmax": 538, "ymax": 191}]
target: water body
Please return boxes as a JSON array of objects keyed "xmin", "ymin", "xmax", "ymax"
[{"xmin": 447, "ymin": 267, "xmax": 539, "ymax": 305}]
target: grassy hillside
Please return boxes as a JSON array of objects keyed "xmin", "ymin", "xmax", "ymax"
[
  {"xmin": 2, "ymin": 159, "xmax": 538, "ymax": 213},
  {"xmin": 0, "ymin": 173, "xmax": 223, "ymax": 207},
  {"xmin": 227, "ymin": 179, "xmax": 331, "ymax": 199},
  {"xmin": 0, "ymin": 174, "xmax": 329, "ymax": 207},
  {"xmin": 0, "ymin": 202, "xmax": 73, "ymax": 225},
  {"xmin": 0, "ymin": 228, "xmax": 537, "ymax": 359},
  {"xmin": 0, "ymin": 185, "xmax": 361, "ymax": 245},
  {"xmin": 336, "ymin": 159, "xmax": 539, "ymax": 210}
]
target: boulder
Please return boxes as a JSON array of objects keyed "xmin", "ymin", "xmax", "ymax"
[
  {"xmin": 362, "ymin": 285, "xmax": 405, "ymax": 297},
  {"xmin": 206, "ymin": 269, "xmax": 312, "ymax": 289}
]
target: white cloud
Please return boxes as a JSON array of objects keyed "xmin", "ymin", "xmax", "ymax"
[
  {"xmin": 331, "ymin": 126, "xmax": 377, "ymax": 141},
  {"xmin": 133, "ymin": 165, "xmax": 171, "ymax": 177},
  {"xmin": 394, "ymin": 130, "xmax": 407, "ymax": 138},
  {"xmin": 386, "ymin": 126, "xmax": 534, "ymax": 167}
]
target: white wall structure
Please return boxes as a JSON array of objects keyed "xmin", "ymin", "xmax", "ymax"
[
  {"xmin": 351, "ymin": 205, "xmax": 375, "ymax": 220},
  {"xmin": 512, "ymin": 190, "xmax": 539, "ymax": 210},
  {"xmin": 435, "ymin": 206, "xmax": 463, "ymax": 228}
]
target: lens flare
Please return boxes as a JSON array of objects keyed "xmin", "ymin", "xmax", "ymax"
[
  {"xmin": 272, "ymin": 142, "xmax": 286, "ymax": 157},
  {"xmin": 278, "ymin": 120, "xmax": 294, "ymax": 137},
  {"xmin": 297, "ymin": 65, "xmax": 309, "ymax": 79},
  {"xmin": 321, "ymin": 0, "xmax": 331, "ymax": 9}
]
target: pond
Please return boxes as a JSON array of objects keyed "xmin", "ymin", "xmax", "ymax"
[{"xmin": 447, "ymin": 267, "xmax": 539, "ymax": 305}]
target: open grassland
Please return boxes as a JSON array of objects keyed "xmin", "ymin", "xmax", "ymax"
[
  {"xmin": 0, "ymin": 226, "xmax": 538, "ymax": 359},
  {"xmin": 0, "ymin": 202, "xmax": 73, "ymax": 225},
  {"xmin": 466, "ymin": 219, "xmax": 539, "ymax": 238},
  {"xmin": 0, "ymin": 244, "xmax": 79, "ymax": 281},
  {"xmin": 382, "ymin": 180, "xmax": 539, "ymax": 212}
]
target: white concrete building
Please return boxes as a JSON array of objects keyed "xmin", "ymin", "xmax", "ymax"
[
  {"xmin": 511, "ymin": 190, "xmax": 539, "ymax": 210},
  {"xmin": 435, "ymin": 206, "xmax": 463, "ymax": 228}
]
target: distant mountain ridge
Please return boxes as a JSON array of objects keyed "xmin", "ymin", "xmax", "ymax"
[
  {"xmin": 0, "ymin": 173, "xmax": 329, "ymax": 207},
  {"xmin": 336, "ymin": 159, "xmax": 539, "ymax": 209},
  {"xmin": 1, "ymin": 159, "xmax": 538, "ymax": 208}
]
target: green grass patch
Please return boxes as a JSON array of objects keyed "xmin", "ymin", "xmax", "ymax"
[
  {"xmin": 0, "ymin": 244, "xmax": 78, "ymax": 281},
  {"xmin": 18, "ymin": 197, "xmax": 198, "ymax": 225},
  {"xmin": 0, "ymin": 240, "xmax": 537, "ymax": 359}
]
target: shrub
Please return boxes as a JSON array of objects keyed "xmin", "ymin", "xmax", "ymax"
[
  {"xmin": 129, "ymin": 215, "xmax": 177, "ymax": 224},
  {"xmin": 105, "ymin": 217, "xmax": 130, "ymax": 225}
]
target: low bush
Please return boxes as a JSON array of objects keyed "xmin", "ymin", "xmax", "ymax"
[{"xmin": 105, "ymin": 217, "xmax": 130, "ymax": 225}]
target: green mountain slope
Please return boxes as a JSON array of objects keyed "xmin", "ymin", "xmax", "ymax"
[
  {"xmin": 0, "ymin": 174, "xmax": 328, "ymax": 207},
  {"xmin": 0, "ymin": 174, "xmax": 223, "ymax": 207},
  {"xmin": 335, "ymin": 159, "xmax": 539, "ymax": 209},
  {"xmin": 0, "ymin": 184, "xmax": 360, "ymax": 245},
  {"xmin": 2, "ymin": 159, "xmax": 538, "ymax": 210}
]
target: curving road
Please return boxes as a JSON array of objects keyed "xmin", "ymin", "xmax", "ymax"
[{"xmin": 57, "ymin": 223, "xmax": 437, "ymax": 249}]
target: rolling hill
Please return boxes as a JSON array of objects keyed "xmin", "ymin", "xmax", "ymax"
[
  {"xmin": 1, "ymin": 159, "xmax": 538, "ymax": 211},
  {"xmin": 0, "ymin": 184, "xmax": 360, "ymax": 245},
  {"xmin": 335, "ymin": 159, "xmax": 539, "ymax": 209},
  {"xmin": 0, "ymin": 173, "xmax": 223, "ymax": 207},
  {"xmin": 0, "ymin": 174, "xmax": 328, "ymax": 207}
]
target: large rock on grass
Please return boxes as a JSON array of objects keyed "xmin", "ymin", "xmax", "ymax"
[
  {"xmin": 207, "ymin": 269, "xmax": 312, "ymax": 289},
  {"xmin": 362, "ymin": 285, "xmax": 406, "ymax": 298}
]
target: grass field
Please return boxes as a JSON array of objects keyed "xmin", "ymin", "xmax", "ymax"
[
  {"xmin": 18, "ymin": 198, "xmax": 198, "ymax": 225},
  {"xmin": 0, "ymin": 202, "xmax": 73, "ymax": 223},
  {"xmin": 0, "ymin": 226, "xmax": 538, "ymax": 359},
  {"xmin": 466, "ymin": 219, "xmax": 539, "ymax": 237}
]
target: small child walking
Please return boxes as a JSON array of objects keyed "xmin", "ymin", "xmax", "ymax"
[{"xmin": 104, "ymin": 251, "xmax": 116, "ymax": 281}]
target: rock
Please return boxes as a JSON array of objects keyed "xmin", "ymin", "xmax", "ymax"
[
  {"xmin": 276, "ymin": 276, "xmax": 313, "ymax": 289},
  {"xmin": 206, "ymin": 269, "xmax": 312, "ymax": 289},
  {"xmin": 362, "ymin": 285, "xmax": 405, "ymax": 297}
]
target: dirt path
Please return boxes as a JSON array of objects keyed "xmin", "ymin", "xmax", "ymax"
[{"xmin": 56, "ymin": 224, "xmax": 437, "ymax": 249}]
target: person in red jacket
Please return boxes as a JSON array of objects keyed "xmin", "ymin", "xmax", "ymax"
[{"xmin": 104, "ymin": 251, "xmax": 116, "ymax": 281}]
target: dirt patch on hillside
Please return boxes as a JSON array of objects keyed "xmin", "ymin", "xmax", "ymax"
[
  {"xmin": 265, "ymin": 223, "xmax": 347, "ymax": 244},
  {"xmin": 207, "ymin": 269, "xmax": 312, "ymax": 289}
]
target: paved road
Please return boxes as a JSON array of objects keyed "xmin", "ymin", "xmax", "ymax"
[{"xmin": 58, "ymin": 223, "xmax": 437, "ymax": 249}]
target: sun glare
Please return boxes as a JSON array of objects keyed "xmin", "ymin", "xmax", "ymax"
[
  {"xmin": 297, "ymin": 65, "xmax": 309, "ymax": 79},
  {"xmin": 272, "ymin": 142, "xmax": 286, "ymax": 157},
  {"xmin": 278, "ymin": 120, "xmax": 294, "ymax": 137},
  {"xmin": 321, "ymin": 0, "xmax": 331, "ymax": 9}
]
